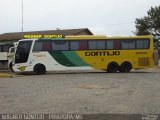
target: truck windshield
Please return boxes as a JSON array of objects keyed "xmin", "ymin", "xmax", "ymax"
[{"xmin": 15, "ymin": 41, "xmax": 32, "ymax": 63}]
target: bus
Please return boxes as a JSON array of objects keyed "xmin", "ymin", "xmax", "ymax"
[{"xmin": 11, "ymin": 35, "xmax": 157, "ymax": 74}]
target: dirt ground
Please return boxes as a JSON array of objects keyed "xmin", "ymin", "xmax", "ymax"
[{"xmin": 0, "ymin": 67, "xmax": 160, "ymax": 114}]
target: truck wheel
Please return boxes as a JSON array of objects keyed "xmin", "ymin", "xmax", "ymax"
[{"xmin": 34, "ymin": 64, "xmax": 46, "ymax": 75}]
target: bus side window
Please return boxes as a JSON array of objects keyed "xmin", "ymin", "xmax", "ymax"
[
  {"xmin": 122, "ymin": 40, "xmax": 135, "ymax": 49},
  {"xmin": 52, "ymin": 41, "xmax": 69, "ymax": 50},
  {"xmin": 88, "ymin": 40, "xmax": 105, "ymax": 50},
  {"xmin": 136, "ymin": 39, "xmax": 149, "ymax": 49},
  {"xmin": 106, "ymin": 40, "xmax": 121, "ymax": 50},
  {"xmin": 43, "ymin": 41, "xmax": 51, "ymax": 51},
  {"xmin": 79, "ymin": 41, "xmax": 88, "ymax": 50},
  {"xmin": 114, "ymin": 40, "xmax": 121, "ymax": 49},
  {"xmin": 106, "ymin": 40, "xmax": 114, "ymax": 49},
  {"xmin": 70, "ymin": 41, "xmax": 79, "ymax": 50},
  {"xmin": 33, "ymin": 41, "xmax": 43, "ymax": 51},
  {"xmin": 88, "ymin": 41, "xmax": 96, "ymax": 50},
  {"xmin": 97, "ymin": 41, "xmax": 105, "ymax": 49},
  {"xmin": 143, "ymin": 39, "xmax": 149, "ymax": 48}
]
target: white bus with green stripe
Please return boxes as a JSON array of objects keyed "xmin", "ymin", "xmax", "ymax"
[{"xmin": 12, "ymin": 35, "xmax": 156, "ymax": 74}]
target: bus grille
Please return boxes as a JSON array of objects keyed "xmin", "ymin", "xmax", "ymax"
[{"xmin": 138, "ymin": 58, "xmax": 149, "ymax": 66}]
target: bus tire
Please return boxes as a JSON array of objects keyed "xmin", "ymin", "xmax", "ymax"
[
  {"xmin": 9, "ymin": 62, "xmax": 14, "ymax": 72},
  {"xmin": 34, "ymin": 64, "xmax": 46, "ymax": 75},
  {"xmin": 119, "ymin": 62, "xmax": 132, "ymax": 73},
  {"xmin": 107, "ymin": 62, "xmax": 119, "ymax": 73}
]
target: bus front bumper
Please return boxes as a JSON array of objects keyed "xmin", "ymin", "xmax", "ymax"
[{"xmin": 12, "ymin": 63, "xmax": 33, "ymax": 73}]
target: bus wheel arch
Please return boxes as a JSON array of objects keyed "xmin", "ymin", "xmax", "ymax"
[
  {"xmin": 34, "ymin": 63, "xmax": 46, "ymax": 75},
  {"xmin": 119, "ymin": 61, "xmax": 132, "ymax": 72},
  {"xmin": 107, "ymin": 62, "xmax": 119, "ymax": 73}
]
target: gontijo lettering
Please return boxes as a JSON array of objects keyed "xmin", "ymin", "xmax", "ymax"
[
  {"xmin": 85, "ymin": 51, "xmax": 120, "ymax": 56},
  {"xmin": 23, "ymin": 34, "xmax": 63, "ymax": 39}
]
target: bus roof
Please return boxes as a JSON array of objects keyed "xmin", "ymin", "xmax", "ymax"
[
  {"xmin": 65, "ymin": 35, "xmax": 153, "ymax": 40},
  {"xmin": 65, "ymin": 35, "xmax": 107, "ymax": 40},
  {"xmin": 17, "ymin": 35, "xmax": 153, "ymax": 41}
]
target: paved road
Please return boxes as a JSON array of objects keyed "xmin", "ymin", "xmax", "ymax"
[{"xmin": 0, "ymin": 68, "xmax": 160, "ymax": 114}]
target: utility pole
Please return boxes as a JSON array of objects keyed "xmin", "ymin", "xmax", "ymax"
[{"xmin": 21, "ymin": 0, "xmax": 24, "ymax": 38}]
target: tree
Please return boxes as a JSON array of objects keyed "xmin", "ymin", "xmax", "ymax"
[{"xmin": 135, "ymin": 5, "xmax": 160, "ymax": 37}]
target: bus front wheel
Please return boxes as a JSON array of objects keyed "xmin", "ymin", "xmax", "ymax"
[
  {"xmin": 107, "ymin": 62, "xmax": 119, "ymax": 73},
  {"xmin": 119, "ymin": 62, "xmax": 132, "ymax": 73},
  {"xmin": 34, "ymin": 64, "xmax": 46, "ymax": 75}
]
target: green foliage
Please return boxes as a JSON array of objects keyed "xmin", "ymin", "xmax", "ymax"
[{"xmin": 135, "ymin": 5, "xmax": 160, "ymax": 37}]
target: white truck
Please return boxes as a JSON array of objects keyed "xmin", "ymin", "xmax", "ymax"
[
  {"xmin": 0, "ymin": 44, "xmax": 9, "ymax": 61},
  {"xmin": 0, "ymin": 42, "xmax": 17, "ymax": 70},
  {"xmin": 7, "ymin": 42, "xmax": 17, "ymax": 71}
]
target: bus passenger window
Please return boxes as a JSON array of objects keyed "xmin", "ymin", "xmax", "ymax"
[
  {"xmin": 52, "ymin": 41, "xmax": 69, "ymax": 50},
  {"xmin": 114, "ymin": 40, "xmax": 121, "ymax": 49},
  {"xmin": 136, "ymin": 39, "xmax": 149, "ymax": 49},
  {"xmin": 122, "ymin": 40, "xmax": 135, "ymax": 49},
  {"xmin": 33, "ymin": 41, "xmax": 43, "ymax": 51},
  {"xmin": 143, "ymin": 39, "xmax": 149, "ymax": 48},
  {"xmin": 79, "ymin": 41, "xmax": 88, "ymax": 50},
  {"xmin": 43, "ymin": 41, "xmax": 51, "ymax": 51},
  {"xmin": 88, "ymin": 40, "xmax": 105, "ymax": 50},
  {"xmin": 97, "ymin": 41, "xmax": 105, "ymax": 49},
  {"xmin": 88, "ymin": 41, "xmax": 96, "ymax": 50},
  {"xmin": 106, "ymin": 40, "xmax": 114, "ymax": 49},
  {"xmin": 70, "ymin": 41, "xmax": 79, "ymax": 50}
]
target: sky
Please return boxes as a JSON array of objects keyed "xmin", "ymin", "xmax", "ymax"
[{"xmin": 0, "ymin": 0, "xmax": 160, "ymax": 36}]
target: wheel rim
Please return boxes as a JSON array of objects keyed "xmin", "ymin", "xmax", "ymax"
[
  {"xmin": 111, "ymin": 65, "xmax": 117, "ymax": 72},
  {"xmin": 121, "ymin": 63, "xmax": 132, "ymax": 72},
  {"xmin": 108, "ymin": 63, "xmax": 118, "ymax": 73},
  {"xmin": 34, "ymin": 64, "xmax": 46, "ymax": 74}
]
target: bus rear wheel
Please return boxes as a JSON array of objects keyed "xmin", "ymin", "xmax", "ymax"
[
  {"xmin": 107, "ymin": 62, "xmax": 119, "ymax": 73},
  {"xmin": 119, "ymin": 62, "xmax": 132, "ymax": 73},
  {"xmin": 34, "ymin": 64, "xmax": 46, "ymax": 75}
]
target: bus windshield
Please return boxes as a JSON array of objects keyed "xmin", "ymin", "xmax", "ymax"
[{"xmin": 15, "ymin": 41, "xmax": 32, "ymax": 64}]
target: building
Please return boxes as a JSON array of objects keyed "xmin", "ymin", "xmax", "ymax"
[{"xmin": 0, "ymin": 28, "xmax": 93, "ymax": 42}]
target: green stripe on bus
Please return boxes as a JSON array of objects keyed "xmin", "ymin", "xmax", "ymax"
[
  {"xmin": 49, "ymin": 51, "xmax": 76, "ymax": 66},
  {"xmin": 62, "ymin": 51, "xmax": 89, "ymax": 66}
]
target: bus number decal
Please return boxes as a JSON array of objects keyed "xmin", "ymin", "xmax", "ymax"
[{"xmin": 85, "ymin": 51, "xmax": 120, "ymax": 56}]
